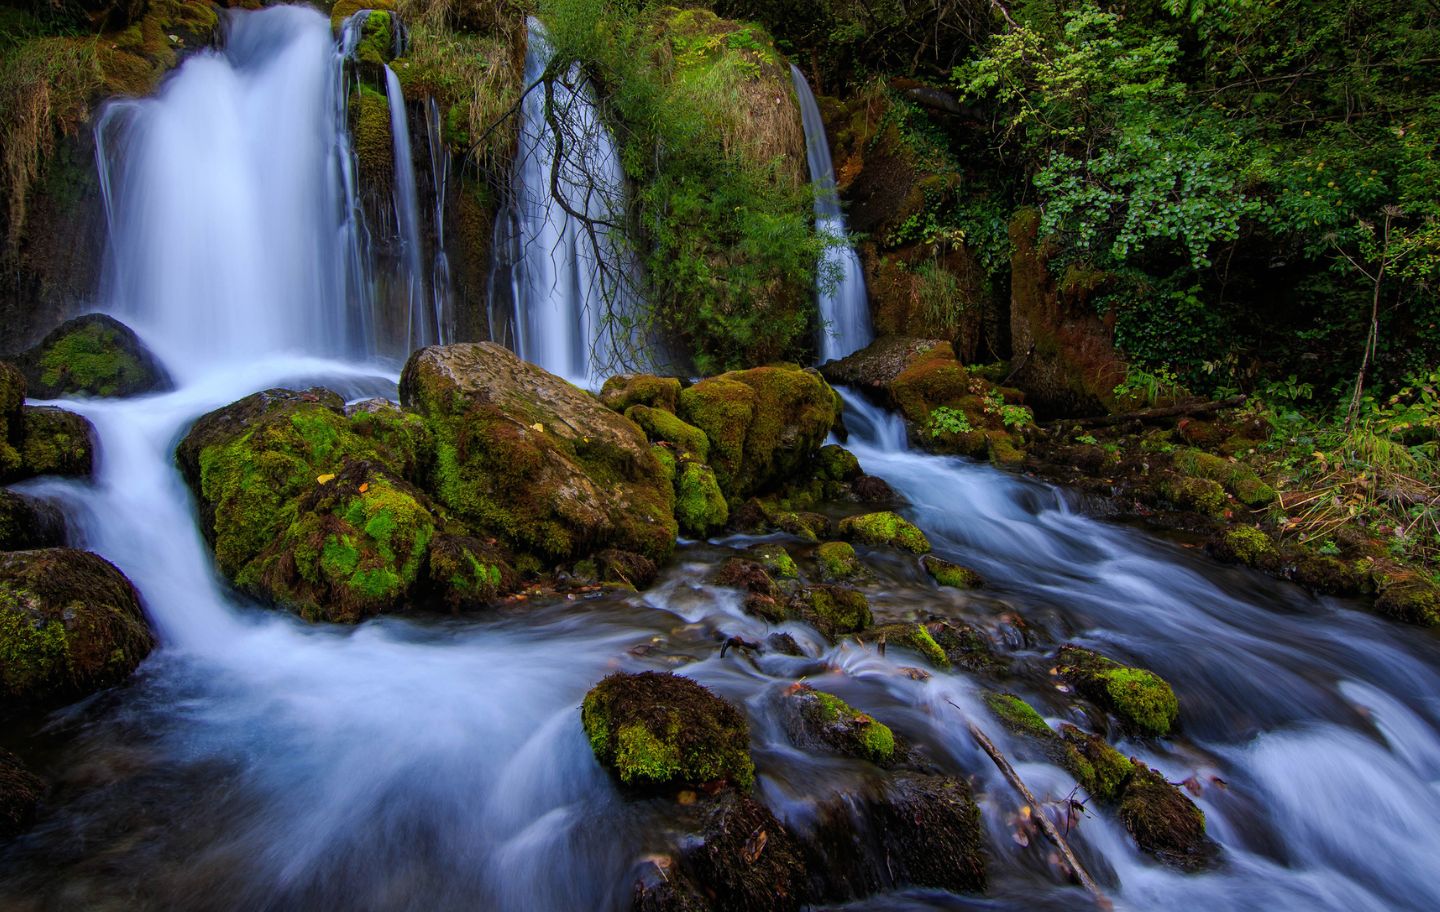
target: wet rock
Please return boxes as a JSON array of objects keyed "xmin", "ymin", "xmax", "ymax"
[
  {"xmin": 779, "ymin": 684, "xmax": 896, "ymax": 764},
  {"xmin": 819, "ymin": 337, "xmax": 947, "ymax": 390},
  {"xmin": 401, "ymin": 343, "xmax": 677, "ymax": 562},
  {"xmin": 784, "ymin": 584, "xmax": 871, "ymax": 636},
  {"xmin": 0, "ymin": 548, "xmax": 152, "ymax": 710},
  {"xmin": 425, "ymin": 533, "xmax": 518, "ymax": 609},
  {"xmin": 602, "ymin": 373, "xmax": 682, "ymax": 414},
  {"xmin": 869, "ymin": 772, "xmax": 986, "ymax": 893},
  {"xmin": 581, "ymin": 671, "xmax": 754, "ymax": 790},
  {"xmin": 814, "ymin": 541, "xmax": 865, "ymax": 582},
  {"xmin": 1208, "ymin": 525, "xmax": 1279, "ymax": 569},
  {"xmin": 0, "ymin": 490, "xmax": 66, "ymax": 551},
  {"xmin": 1375, "ymin": 575, "xmax": 1440, "ymax": 627},
  {"xmin": 921, "ymin": 554, "xmax": 982, "ymax": 588},
  {"xmin": 815, "ymin": 444, "xmax": 861, "ymax": 483},
  {"xmin": 593, "ymin": 548, "xmax": 659, "ymax": 590},
  {"xmin": 0, "ymin": 747, "xmax": 45, "ymax": 840},
  {"xmin": 675, "ymin": 791, "xmax": 807, "ymax": 911},
  {"xmin": 676, "ymin": 365, "xmax": 838, "ymax": 502},
  {"xmin": 867, "ymin": 622, "xmax": 948, "ymax": 667},
  {"xmin": 714, "ymin": 558, "xmax": 776, "ymax": 597},
  {"xmin": 745, "ymin": 543, "xmax": 797, "ymax": 579},
  {"xmin": 0, "ymin": 363, "xmax": 24, "ymax": 479},
  {"xmin": 1057, "ymin": 645, "xmax": 1179, "ymax": 737},
  {"xmin": 675, "ymin": 460, "xmax": 729, "ymax": 537},
  {"xmin": 12, "ymin": 313, "xmax": 171, "ymax": 399},
  {"xmin": 0, "ymin": 402, "xmax": 96, "ymax": 484},
  {"xmin": 764, "ymin": 632, "xmax": 804, "ymax": 656},
  {"xmin": 850, "ymin": 474, "xmax": 895, "ymax": 503},
  {"xmin": 1156, "ymin": 473, "xmax": 1229, "ymax": 519},
  {"xmin": 1118, "ymin": 765, "xmax": 1216, "ymax": 870},
  {"xmin": 838, "ymin": 510, "xmax": 930, "ymax": 553},
  {"xmin": 1059, "ymin": 724, "xmax": 1135, "ymax": 802},
  {"xmin": 1171, "ymin": 448, "xmax": 1276, "ymax": 508}
]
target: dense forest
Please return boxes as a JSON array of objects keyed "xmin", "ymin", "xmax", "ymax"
[{"xmin": 0, "ymin": 1, "xmax": 1438, "ymax": 909}]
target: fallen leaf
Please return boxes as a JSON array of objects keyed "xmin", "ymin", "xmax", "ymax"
[
  {"xmin": 530, "ymin": 422, "xmax": 544, "ymax": 433},
  {"xmin": 316, "ymin": 473, "xmax": 335, "ymax": 484},
  {"xmin": 358, "ymin": 482, "xmax": 369, "ymax": 494},
  {"xmin": 676, "ymin": 790, "xmax": 697, "ymax": 806}
]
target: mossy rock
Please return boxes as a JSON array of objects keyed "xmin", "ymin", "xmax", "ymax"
[
  {"xmin": 13, "ymin": 313, "xmax": 170, "ymax": 399},
  {"xmin": 780, "ymin": 684, "xmax": 896, "ymax": 764},
  {"xmin": 349, "ymin": 83, "xmax": 392, "ymax": 191},
  {"xmin": 354, "ymin": 9, "xmax": 395, "ymax": 68},
  {"xmin": 0, "ymin": 490, "xmax": 65, "ymax": 552},
  {"xmin": 1118, "ymin": 765, "xmax": 1216, "ymax": 870},
  {"xmin": 677, "ymin": 365, "xmax": 838, "ymax": 502},
  {"xmin": 400, "ymin": 343, "xmax": 677, "ymax": 563},
  {"xmin": 1058, "ymin": 724, "xmax": 1135, "ymax": 802},
  {"xmin": 1209, "ymin": 525, "xmax": 1279, "ymax": 569},
  {"xmin": 815, "ymin": 540, "xmax": 865, "ymax": 581},
  {"xmin": 1057, "ymin": 645, "xmax": 1179, "ymax": 737},
  {"xmin": 626, "ymin": 404, "xmax": 709, "ymax": 462},
  {"xmin": 1172, "ymin": 448, "xmax": 1276, "ymax": 508},
  {"xmin": 331, "ymin": 0, "xmax": 395, "ymax": 31},
  {"xmin": 815, "ymin": 444, "xmax": 861, "ymax": 482},
  {"xmin": 0, "ymin": 747, "xmax": 44, "ymax": 840},
  {"xmin": 0, "ymin": 548, "xmax": 152, "ymax": 710},
  {"xmin": 869, "ymin": 772, "xmax": 986, "ymax": 893},
  {"xmin": 591, "ymin": 548, "xmax": 659, "ymax": 590},
  {"xmin": 581, "ymin": 671, "xmax": 754, "ymax": 790},
  {"xmin": 600, "ymin": 373, "xmax": 681, "ymax": 414},
  {"xmin": 785, "ymin": 584, "xmax": 871, "ymax": 636},
  {"xmin": 1, "ymin": 406, "xmax": 95, "ymax": 483},
  {"xmin": 0, "ymin": 363, "xmax": 25, "ymax": 478},
  {"xmin": 665, "ymin": 791, "xmax": 808, "ymax": 912},
  {"xmin": 838, "ymin": 511, "xmax": 930, "ymax": 554},
  {"xmin": 1375, "ymin": 577, "xmax": 1440, "ymax": 627},
  {"xmin": 1156, "ymin": 474, "xmax": 1229, "ymax": 519},
  {"xmin": 922, "ymin": 554, "xmax": 981, "ymax": 588},
  {"xmin": 674, "ymin": 460, "xmax": 728, "ymax": 537},
  {"xmin": 983, "ymin": 691, "xmax": 1055, "ymax": 741},
  {"xmin": 868, "ymin": 622, "xmax": 949, "ymax": 667},
  {"xmin": 714, "ymin": 558, "xmax": 777, "ymax": 597},
  {"xmin": 426, "ymin": 533, "xmax": 518, "ymax": 609},
  {"xmin": 746, "ymin": 542, "xmax": 797, "ymax": 579}
]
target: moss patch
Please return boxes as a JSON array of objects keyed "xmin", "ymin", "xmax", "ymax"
[
  {"xmin": 781, "ymin": 684, "xmax": 896, "ymax": 764},
  {"xmin": 1058, "ymin": 645, "xmax": 1179, "ymax": 736},
  {"xmin": 675, "ymin": 459, "xmax": 728, "ymax": 537},
  {"xmin": 839, "ymin": 511, "xmax": 931, "ymax": 553},
  {"xmin": 815, "ymin": 540, "xmax": 864, "ymax": 581},
  {"xmin": 922, "ymin": 554, "xmax": 982, "ymax": 588}
]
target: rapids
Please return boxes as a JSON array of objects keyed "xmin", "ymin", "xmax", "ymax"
[{"xmin": 2, "ymin": 7, "xmax": 1438, "ymax": 912}]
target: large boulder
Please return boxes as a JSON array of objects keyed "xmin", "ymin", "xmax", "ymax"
[
  {"xmin": 676, "ymin": 365, "xmax": 839, "ymax": 503},
  {"xmin": 11, "ymin": 313, "xmax": 171, "ymax": 399},
  {"xmin": 176, "ymin": 388, "xmax": 441, "ymax": 622},
  {"xmin": 1, "ymin": 364, "xmax": 95, "ymax": 484},
  {"xmin": 400, "ymin": 343, "xmax": 677, "ymax": 563},
  {"xmin": 0, "ymin": 548, "xmax": 152, "ymax": 710},
  {"xmin": 581, "ymin": 671, "xmax": 754, "ymax": 791}
]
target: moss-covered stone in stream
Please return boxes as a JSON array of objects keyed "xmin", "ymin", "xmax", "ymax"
[
  {"xmin": 1057, "ymin": 645, "xmax": 1180, "ymax": 737},
  {"xmin": 838, "ymin": 511, "xmax": 930, "ymax": 554},
  {"xmin": 14, "ymin": 313, "xmax": 170, "ymax": 399},
  {"xmin": 355, "ymin": 9, "xmax": 394, "ymax": 68},
  {"xmin": 425, "ymin": 533, "xmax": 517, "ymax": 610},
  {"xmin": 815, "ymin": 540, "xmax": 865, "ymax": 581},
  {"xmin": 870, "ymin": 772, "xmax": 986, "ymax": 893},
  {"xmin": 400, "ymin": 343, "xmax": 677, "ymax": 563},
  {"xmin": 1156, "ymin": 474, "xmax": 1229, "ymax": 519},
  {"xmin": 626, "ymin": 404, "xmax": 709, "ymax": 461},
  {"xmin": 815, "ymin": 444, "xmax": 861, "ymax": 482},
  {"xmin": 331, "ymin": 0, "xmax": 396, "ymax": 31},
  {"xmin": 676, "ymin": 366, "xmax": 838, "ymax": 502},
  {"xmin": 779, "ymin": 684, "xmax": 896, "ymax": 764},
  {"xmin": 1118, "ymin": 765, "xmax": 1216, "ymax": 870},
  {"xmin": 888, "ymin": 342, "xmax": 1026, "ymax": 462},
  {"xmin": 1375, "ymin": 576, "xmax": 1440, "ymax": 627},
  {"xmin": 868, "ymin": 622, "xmax": 949, "ymax": 667},
  {"xmin": 601, "ymin": 373, "xmax": 681, "ymax": 414},
  {"xmin": 0, "ymin": 363, "xmax": 24, "ymax": 478},
  {"xmin": 1171, "ymin": 448, "xmax": 1277, "ymax": 508},
  {"xmin": 746, "ymin": 543, "xmax": 797, "ymax": 579},
  {"xmin": 675, "ymin": 459, "xmax": 728, "ymax": 538},
  {"xmin": 14, "ymin": 406, "xmax": 94, "ymax": 480},
  {"xmin": 0, "ymin": 489, "xmax": 65, "ymax": 551},
  {"xmin": 785, "ymin": 584, "xmax": 871, "ymax": 637},
  {"xmin": 983, "ymin": 692, "xmax": 1054, "ymax": 741},
  {"xmin": 1211, "ymin": 525, "xmax": 1279, "ymax": 568},
  {"xmin": 0, "ymin": 747, "xmax": 44, "ymax": 839},
  {"xmin": 1060, "ymin": 725, "xmax": 1135, "ymax": 802},
  {"xmin": 581, "ymin": 671, "xmax": 754, "ymax": 790},
  {"xmin": 922, "ymin": 554, "xmax": 982, "ymax": 588},
  {"xmin": 0, "ymin": 548, "xmax": 152, "ymax": 710}
]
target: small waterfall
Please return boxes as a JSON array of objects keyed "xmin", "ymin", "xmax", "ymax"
[
  {"xmin": 94, "ymin": 6, "xmax": 367, "ymax": 376},
  {"xmin": 791, "ymin": 65, "xmax": 872, "ymax": 364},
  {"xmin": 334, "ymin": 11, "xmax": 377, "ymax": 356},
  {"xmin": 490, "ymin": 20, "xmax": 639, "ymax": 386},
  {"xmin": 425, "ymin": 97, "xmax": 454, "ymax": 344},
  {"xmin": 384, "ymin": 63, "xmax": 432, "ymax": 350}
]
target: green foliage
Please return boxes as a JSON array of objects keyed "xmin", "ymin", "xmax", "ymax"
[{"xmin": 928, "ymin": 405, "xmax": 972, "ymax": 436}]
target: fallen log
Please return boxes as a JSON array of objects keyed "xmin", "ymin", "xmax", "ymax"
[
  {"xmin": 969, "ymin": 722, "xmax": 1111, "ymax": 909},
  {"xmin": 1049, "ymin": 395, "xmax": 1247, "ymax": 430}
]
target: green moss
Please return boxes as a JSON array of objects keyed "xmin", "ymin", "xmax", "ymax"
[
  {"xmin": 614, "ymin": 722, "xmax": 683, "ymax": 783},
  {"xmin": 815, "ymin": 540, "xmax": 864, "ymax": 581},
  {"xmin": 1059, "ymin": 725, "xmax": 1135, "ymax": 802},
  {"xmin": 922, "ymin": 555, "xmax": 982, "ymax": 588},
  {"xmin": 625, "ymin": 404, "xmax": 709, "ymax": 461},
  {"xmin": 675, "ymin": 460, "xmax": 728, "ymax": 537},
  {"xmin": 355, "ymin": 10, "xmax": 394, "ymax": 68},
  {"xmin": 1117, "ymin": 765, "xmax": 1213, "ymax": 869},
  {"xmin": 0, "ymin": 602, "xmax": 69, "ymax": 699},
  {"xmin": 332, "ymin": 0, "xmax": 396, "ymax": 30},
  {"xmin": 816, "ymin": 444, "xmax": 861, "ymax": 481},
  {"xmin": 36, "ymin": 323, "xmax": 143, "ymax": 397},
  {"xmin": 1224, "ymin": 525, "xmax": 1277, "ymax": 566},
  {"xmin": 983, "ymin": 692, "xmax": 1053, "ymax": 740},
  {"xmin": 838, "ymin": 511, "xmax": 931, "ymax": 554},
  {"xmin": 1158, "ymin": 474, "xmax": 1228, "ymax": 518},
  {"xmin": 868, "ymin": 622, "xmax": 950, "ymax": 667},
  {"xmin": 792, "ymin": 585, "xmax": 872, "ymax": 636},
  {"xmin": 1173, "ymin": 448, "xmax": 1276, "ymax": 508},
  {"xmin": 1059, "ymin": 645, "xmax": 1179, "ymax": 737},
  {"xmin": 350, "ymin": 83, "xmax": 393, "ymax": 190},
  {"xmin": 1375, "ymin": 578, "xmax": 1440, "ymax": 627},
  {"xmin": 600, "ymin": 374, "xmax": 682, "ymax": 413},
  {"xmin": 747, "ymin": 543, "xmax": 797, "ymax": 579},
  {"xmin": 651, "ymin": 444, "xmax": 676, "ymax": 484},
  {"xmin": 793, "ymin": 687, "xmax": 895, "ymax": 763},
  {"xmin": 17, "ymin": 407, "xmax": 92, "ymax": 479}
]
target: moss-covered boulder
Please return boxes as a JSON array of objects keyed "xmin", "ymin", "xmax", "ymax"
[
  {"xmin": 0, "ymin": 747, "xmax": 44, "ymax": 840},
  {"xmin": 889, "ymin": 342, "xmax": 1029, "ymax": 460},
  {"xmin": 0, "ymin": 490, "xmax": 66, "ymax": 552},
  {"xmin": 0, "ymin": 548, "xmax": 152, "ymax": 710},
  {"xmin": 11, "ymin": 313, "xmax": 170, "ymax": 399},
  {"xmin": 815, "ymin": 444, "xmax": 861, "ymax": 483},
  {"xmin": 1118, "ymin": 765, "xmax": 1215, "ymax": 870},
  {"xmin": 601, "ymin": 373, "xmax": 681, "ymax": 414},
  {"xmin": 815, "ymin": 540, "xmax": 865, "ymax": 581},
  {"xmin": 1209, "ymin": 524, "xmax": 1279, "ymax": 569},
  {"xmin": 425, "ymin": 533, "xmax": 517, "ymax": 609},
  {"xmin": 838, "ymin": 511, "xmax": 930, "ymax": 553},
  {"xmin": 1172, "ymin": 448, "xmax": 1277, "ymax": 508},
  {"xmin": 922, "ymin": 554, "xmax": 981, "ymax": 588},
  {"xmin": 819, "ymin": 337, "xmax": 950, "ymax": 391},
  {"xmin": 0, "ymin": 363, "xmax": 25, "ymax": 478},
  {"xmin": 869, "ymin": 773, "xmax": 986, "ymax": 893},
  {"xmin": 581, "ymin": 671, "xmax": 754, "ymax": 790},
  {"xmin": 779, "ymin": 684, "xmax": 896, "ymax": 764},
  {"xmin": 626, "ymin": 404, "xmax": 709, "ymax": 462},
  {"xmin": 677, "ymin": 366, "xmax": 839, "ymax": 502},
  {"xmin": 746, "ymin": 543, "xmax": 797, "ymax": 579},
  {"xmin": 783, "ymin": 584, "xmax": 871, "ymax": 636},
  {"xmin": 1375, "ymin": 576, "xmax": 1440, "ymax": 627},
  {"xmin": 0, "ymin": 404, "xmax": 96, "ymax": 484},
  {"xmin": 401, "ymin": 343, "xmax": 677, "ymax": 563},
  {"xmin": 675, "ymin": 460, "xmax": 728, "ymax": 537},
  {"xmin": 331, "ymin": 0, "xmax": 395, "ymax": 31},
  {"xmin": 1057, "ymin": 645, "xmax": 1179, "ymax": 737}
]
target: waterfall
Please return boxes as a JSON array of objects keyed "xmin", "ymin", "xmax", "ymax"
[
  {"xmin": 425, "ymin": 97, "xmax": 455, "ymax": 345},
  {"xmin": 334, "ymin": 11, "xmax": 377, "ymax": 357},
  {"xmin": 94, "ymin": 6, "xmax": 365, "ymax": 377},
  {"xmin": 490, "ymin": 21, "xmax": 639, "ymax": 386},
  {"xmin": 384, "ymin": 64, "xmax": 433, "ymax": 351},
  {"xmin": 791, "ymin": 65, "xmax": 873, "ymax": 363}
]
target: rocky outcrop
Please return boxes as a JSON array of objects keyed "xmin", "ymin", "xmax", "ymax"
[
  {"xmin": 0, "ymin": 490, "xmax": 66, "ymax": 552},
  {"xmin": 10, "ymin": 313, "xmax": 171, "ymax": 399},
  {"xmin": 1, "ymin": 361, "xmax": 96, "ymax": 483},
  {"xmin": 0, "ymin": 548, "xmax": 153, "ymax": 711}
]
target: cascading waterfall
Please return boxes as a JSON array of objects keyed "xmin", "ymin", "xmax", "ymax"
[
  {"xmin": 384, "ymin": 64, "xmax": 434, "ymax": 350},
  {"xmin": 5, "ymin": 8, "xmax": 1440, "ymax": 912},
  {"xmin": 490, "ymin": 21, "xmax": 639, "ymax": 386},
  {"xmin": 333, "ymin": 11, "xmax": 377, "ymax": 355},
  {"xmin": 791, "ymin": 65, "xmax": 873, "ymax": 363},
  {"xmin": 426, "ymin": 97, "xmax": 455, "ymax": 345}
]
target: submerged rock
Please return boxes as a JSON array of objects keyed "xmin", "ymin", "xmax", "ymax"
[
  {"xmin": 0, "ymin": 490, "xmax": 66, "ymax": 551},
  {"xmin": 581, "ymin": 671, "xmax": 754, "ymax": 791},
  {"xmin": 1057, "ymin": 644, "xmax": 1180, "ymax": 737},
  {"xmin": 0, "ymin": 748, "xmax": 44, "ymax": 840},
  {"xmin": 0, "ymin": 548, "xmax": 152, "ymax": 710},
  {"xmin": 12, "ymin": 313, "xmax": 170, "ymax": 399},
  {"xmin": 401, "ymin": 343, "xmax": 677, "ymax": 563}
]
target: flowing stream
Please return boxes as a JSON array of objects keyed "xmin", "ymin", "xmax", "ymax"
[{"xmin": 3, "ymin": 8, "xmax": 1439, "ymax": 912}]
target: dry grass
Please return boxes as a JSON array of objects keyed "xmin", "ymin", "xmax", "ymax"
[{"xmin": 397, "ymin": 20, "xmax": 522, "ymax": 169}]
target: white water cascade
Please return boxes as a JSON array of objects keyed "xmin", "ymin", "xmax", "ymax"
[
  {"xmin": 791, "ymin": 65, "xmax": 872, "ymax": 363},
  {"xmin": 384, "ymin": 62, "xmax": 435, "ymax": 349},
  {"xmin": 426, "ymin": 97, "xmax": 456, "ymax": 344},
  {"xmin": 491, "ymin": 22, "xmax": 639, "ymax": 386}
]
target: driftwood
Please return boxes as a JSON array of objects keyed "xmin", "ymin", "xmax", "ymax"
[
  {"xmin": 1050, "ymin": 395, "xmax": 1247, "ymax": 430},
  {"xmin": 969, "ymin": 723, "xmax": 1111, "ymax": 909}
]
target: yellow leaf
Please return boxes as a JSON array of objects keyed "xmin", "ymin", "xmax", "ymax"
[
  {"xmin": 316, "ymin": 473, "xmax": 335, "ymax": 485},
  {"xmin": 530, "ymin": 422, "xmax": 544, "ymax": 433},
  {"xmin": 358, "ymin": 482, "xmax": 369, "ymax": 493}
]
